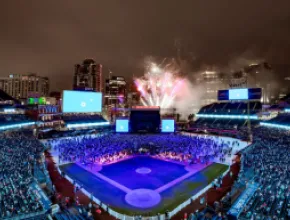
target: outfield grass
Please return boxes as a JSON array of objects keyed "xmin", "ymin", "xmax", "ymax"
[{"xmin": 202, "ymin": 163, "xmax": 229, "ymax": 183}]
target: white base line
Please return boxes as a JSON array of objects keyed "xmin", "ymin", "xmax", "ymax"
[
  {"xmin": 155, "ymin": 167, "xmax": 203, "ymax": 193},
  {"xmin": 89, "ymin": 171, "xmax": 132, "ymax": 194}
]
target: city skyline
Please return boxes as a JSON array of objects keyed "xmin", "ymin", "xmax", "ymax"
[{"xmin": 1, "ymin": 0, "xmax": 290, "ymax": 92}]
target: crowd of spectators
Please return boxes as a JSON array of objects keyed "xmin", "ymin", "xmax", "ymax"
[
  {"xmin": 47, "ymin": 133, "xmax": 236, "ymax": 166},
  {"xmin": 62, "ymin": 114, "xmax": 106, "ymax": 123},
  {"xmin": 0, "ymin": 114, "xmax": 31, "ymax": 124},
  {"xmin": 0, "ymin": 131, "xmax": 47, "ymax": 219},
  {"xmin": 38, "ymin": 129, "xmax": 102, "ymax": 139},
  {"xmin": 264, "ymin": 113, "xmax": 290, "ymax": 126},
  {"xmin": 234, "ymin": 127, "xmax": 290, "ymax": 219}
]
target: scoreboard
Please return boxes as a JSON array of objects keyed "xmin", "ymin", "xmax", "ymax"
[{"xmin": 218, "ymin": 88, "xmax": 262, "ymax": 101}]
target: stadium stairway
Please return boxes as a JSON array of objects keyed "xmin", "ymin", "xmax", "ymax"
[{"xmin": 44, "ymin": 151, "xmax": 116, "ymax": 220}]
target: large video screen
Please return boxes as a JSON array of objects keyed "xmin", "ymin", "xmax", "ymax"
[
  {"xmin": 161, "ymin": 119, "xmax": 175, "ymax": 132},
  {"xmin": 218, "ymin": 88, "xmax": 261, "ymax": 101},
  {"xmin": 116, "ymin": 119, "xmax": 129, "ymax": 132},
  {"xmin": 229, "ymin": 89, "xmax": 249, "ymax": 100},
  {"xmin": 62, "ymin": 90, "xmax": 102, "ymax": 113}
]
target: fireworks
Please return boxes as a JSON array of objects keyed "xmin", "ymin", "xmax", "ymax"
[{"xmin": 135, "ymin": 63, "xmax": 184, "ymax": 108}]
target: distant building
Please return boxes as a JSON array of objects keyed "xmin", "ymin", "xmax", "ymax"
[
  {"xmin": 197, "ymin": 71, "xmax": 228, "ymax": 106},
  {"xmin": 49, "ymin": 91, "xmax": 62, "ymax": 105},
  {"xmin": 104, "ymin": 76, "xmax": 127, "ymax": 107},
  {"xmin": 0, "ymin": 89, "xmax": 19, "ymax": 105},
  {"xmin": 195, "ymin": 62, "xmax": 280, "ymax": 106},
  {"xmin": 230, "ymin": 62, "xmax": 278, "ymax": 103},
  {"xmin": 73, "ymin": 59, "xmax": 102, "ymax": 92},
  {"xmin": 0, "ymin": 73, "xmax": 49, "ymax": 99},
  {"xmin": 127, "ymin": 80, "xmax": 141, "ymax": 108},
  {"xmin": 127, "ymin": 92, "xmax": 140, "ymax": 108}
]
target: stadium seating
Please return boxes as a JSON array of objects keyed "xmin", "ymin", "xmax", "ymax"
[
  {"xmin": 0, "ymin": 132, "xmax": 50, "ymax": 219},
  {"xmin": 62, "ymin": 114, "xmax": 106, "ymax": 124},
  {"xmin": 265, "ymin": 113, "xmax": 290, "ymax": 125},
  {"xmin": 0, "ymin": 114, "xmax": 31, "ymax": 123},
  {"xmin": 191, "ymin": 102, "xmax": 261, "ymax": 132},
  {"xmin": 198, "ymin": 101, "xmax": 261, "ymax": 115},
  {"xmin": 228, "ymin": 127, "xmax": 290, "ymax": 219},
  {"xmin": 54, "ymin": 208, "xmax": 93, "ymax": 220},
  {"xmin": 38, "ymin": 128, "xmax": 109, "ymax": 139}
]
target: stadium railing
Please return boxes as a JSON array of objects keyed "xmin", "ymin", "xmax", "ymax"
[
  {"xmin": 3, "ymin": 210, "xmax": 47, "ymax": 220},
  {"xmin": 227, "ymin": 182, "xmax": 259, "ymax": 218}
]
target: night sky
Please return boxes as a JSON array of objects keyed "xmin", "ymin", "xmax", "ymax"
[{"xmin": 1, "ymin": 0, "xmax": 290, "ymax": 91}]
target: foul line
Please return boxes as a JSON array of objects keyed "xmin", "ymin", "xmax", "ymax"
[
  {"xmin": 155, "ymin": 164, "xmax": 207, "ymax": 193},
  {"xmin": 93, "ymin": 172, "xmax": 132, "ymax": 193},
  {"xmin": 155, "ymin": 171, "xmax": 196, "ymax": 193}
]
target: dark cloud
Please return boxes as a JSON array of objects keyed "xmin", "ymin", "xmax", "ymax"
[{"xmin": 0, "ymin": 0, "xmax": 290, "ymax": 91}]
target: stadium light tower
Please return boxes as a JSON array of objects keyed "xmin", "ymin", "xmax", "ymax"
[{"xmin": 247, "ymin": 100, "xmax": 253, "ymax": 142}]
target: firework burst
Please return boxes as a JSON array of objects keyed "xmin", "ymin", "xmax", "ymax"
[{"xmin": 135, "ymin": 65, "xmax": 184, "ymax": 108}]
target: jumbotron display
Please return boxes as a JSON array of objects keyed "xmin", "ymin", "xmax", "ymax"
[
  {"xmin": 116, "ymin": 119, "xmax": 129, "ymax": 132},
  {"xmin": 62, "ymin": 90, "xmax": 102, "ymax": 113},
  {"xmin": 229, "ymin": 88, "xmax": 248, "ymax": 100},
  {"xmin": 161, "ymin": 119, "xmax": 175, "ymax": 132},
  {"xmin": 218, "ymin": 88, "xmax": 262, "ymax": 101}
]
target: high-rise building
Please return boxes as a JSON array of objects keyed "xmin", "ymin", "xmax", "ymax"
[
  {"xmin": 127, "ymin": 80, "xmax": 141, "ymax": 108},
  {"xmin": 104, "ymin": 76, "xmax": 127, "ymax": 107},
  {"xmin": 0, "ymin": 73, "xmax": 49, "ymax": 99},
  {"xmin": 229, "ymin": 63, "xmax": 278, "ymax": 103},
  {"xmin": 243, "ymin": 63, "xmax": 276, "ymax": 103},
  {"xmin": 73, "ymin": 59, "xmax": 102, "ymax": 92},
  {"xmin": 197, "ymin": 71, "xmax": 228, "ymax": 106}
]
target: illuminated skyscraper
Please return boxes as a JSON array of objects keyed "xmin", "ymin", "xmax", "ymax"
[
  {"xmin": 73, "ymin": 59, "xmax": 102, "ymax": 92},
  {"xmin": 104, "ymin": 76, "xmax": 127, "ymax": 107}
]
